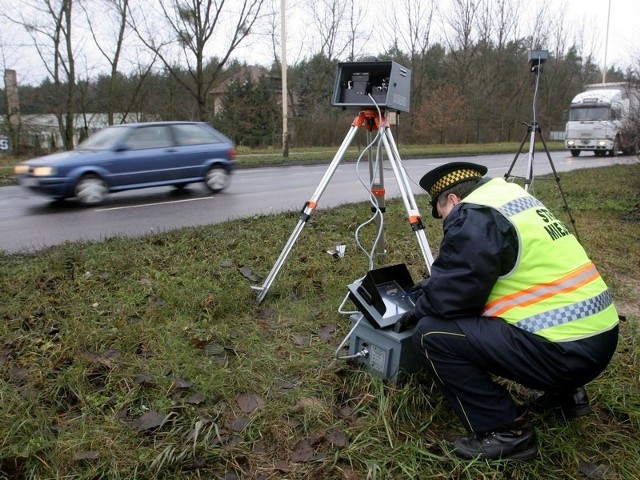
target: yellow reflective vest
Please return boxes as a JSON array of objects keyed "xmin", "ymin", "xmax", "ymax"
[{"xmin": 461, "ymin": 178, "xmax": 619, "ymax": 342}]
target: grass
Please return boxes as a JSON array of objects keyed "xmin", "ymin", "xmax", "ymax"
[{"xmin": 1, "ymin": 163, "xmax": 639, "ymax": 479}]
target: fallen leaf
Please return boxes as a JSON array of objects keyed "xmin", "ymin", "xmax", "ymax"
[
  {"xmin": 317, "ymin": 325, "xmax": 335, "ymax": 342},
  {"xmin": 133, "ymin": 372, "xmax": 154, "ymax": 387},
  {"xmin": 253, "ymin": 438, "xmax": 266, "ymax": 454},
  {"xmin": 255, "ymin": 307, "xmax": 275, "ymax": 319},
  {"xmin": 230, "ymin": 417, "xmax": 250, "ymax": 432},
  {"xmin": 579, "ymin": 461, "xmax": 615, "ymax": 479},
  {"xmin": 236, "ymin": 393, "xmax": 265, "ymax": 413},
  {"xmin": 0, "ymin": 348, "xmax": 10, "ymax": 365},
  {"xmin": 334, "ymin": 405, "xmax": 356, "ymax": 420},
  {"xmin": 326, "ymin": 429, "xmax": 350, "ymax": 447},
  {"xmin": 291, "ymin": 397, "xmax": 324, "ymax": 413},
  {"xmin": 72, "ymin": 451, "xmax": 100, "ymax": 462},
  {"xmin": 238, "ymin": 266, "xmax": 261, "ymax": 282},
  {"xmin": 168, "ymin": 375, "xmax": 192, "ymax": 390},
  {"xmin": 274, "ymin": 461, "xmax": 291, "ymax": 472},
  {"xmin": 275, "ymin": 378, "xmax": 296, "ymax": 389},
  {"xmin": 290, "ymin": 439, "xmax": 314, "ymax": 462},
  {"xmin": 291, "ymin": 334, "xmax": 308, "ymax": 346},
  {"xmin": 8, "ymin": 367, "xmax": 29, "ymax": 384},
  {"xmin": 129, "ymin": 411, "xmax": 166, "ymax": 432},
  {"xmin": 185, "ymin": 393, "xmax": 207, "ymax": 405},
  {"xmin": 203, "ymin": 342, "xmax": 226, "ymax": 356}
]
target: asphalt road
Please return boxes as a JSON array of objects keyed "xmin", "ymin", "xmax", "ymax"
[{"xmin": 1, "ymin": 151, "xmax": 637, "ymax": 254}]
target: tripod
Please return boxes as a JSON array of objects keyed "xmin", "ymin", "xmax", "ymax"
[
  {"xmin": 504, "ymin": 53, "xmax": 580, "ymax": 241},
  {"xmin": 252, "ymin": 109, "xmax": 434, "ymax": 304}
]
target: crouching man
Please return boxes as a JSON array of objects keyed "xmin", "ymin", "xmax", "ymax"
[{"xmin": 408, "ymin": 162, "xmax": 619, "ymax": 460}]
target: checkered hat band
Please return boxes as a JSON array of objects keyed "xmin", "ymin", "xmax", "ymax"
[{"xmin": 429, "ymin": 169, "xmax": 483, "ymax": 197}]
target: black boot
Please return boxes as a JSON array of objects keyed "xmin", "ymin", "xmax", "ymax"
[
  {"xmin": 527, "ymin": 386, "xmax": 593, "ymax": 418},
  {"xmin": 451, "ymin": 412, "xmax": 537, "ymax": 461}
]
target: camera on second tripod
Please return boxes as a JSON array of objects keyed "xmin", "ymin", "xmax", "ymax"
[{"xmin": 528, "ymin": 49, "xmax": 549, "ymax": 74}]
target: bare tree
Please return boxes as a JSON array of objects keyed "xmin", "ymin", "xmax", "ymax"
[
  {"xmin": 306, "ymin": 0, "xmax": 363, "ymax": 61},
  {"xmin": 130, "ymin": 0, "xmax": 266, "ymax": 121},
  {"xmin": 4, "ymin": 0, "xmax": 79, "ymax": 150},
  {"xmin": 442, "ymin": 0, "xmax": 482, "ymax": 89},
  {"xmin": 344, "ymin": 0, "xmax": 370, "ymax": 61},
  {"xmin": 81, "ymin": 0, "xmax": 131, "ymax": 125},
  {"xmin": 382, "ymin": 0, "xmax": 437, "ymax": 140}
]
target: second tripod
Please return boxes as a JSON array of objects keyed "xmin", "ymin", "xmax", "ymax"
[{"xmin": 504, "ymin": 50, "xmax": 580, "ymax": 241}]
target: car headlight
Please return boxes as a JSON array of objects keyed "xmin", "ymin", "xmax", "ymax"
[
  {"xmin": 566, "ymin": 140, "xmax": 575, "ymax": 146},
  {"xmin": 14, "ymin": 165, "xmax": 29, "ymax": 174},
  {"xmin": 597, "ymin": 141, "xmax": 606, "ymax": 147},
  {"xmin": 33, "ymin": 166, "xmax": 55, "ymax": 176}
]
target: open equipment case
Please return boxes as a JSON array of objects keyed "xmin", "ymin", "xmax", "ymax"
[{"xmin": 346, "ymin": 264, "xmax": 422, "ymax": 383}]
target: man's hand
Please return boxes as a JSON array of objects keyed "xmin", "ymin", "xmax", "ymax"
[{"xmin": 393, "ymin": 310, "xmax": 419, "ymax": 333}]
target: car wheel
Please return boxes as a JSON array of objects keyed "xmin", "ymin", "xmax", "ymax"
[
  {"xmin": 570, "ymin": 150, "xmax": 580, "ymax": 157},
  {"xmin": 74, "ymin": 174, "xmax": 108, "ymax": 205},
  {"xmin": 205, "ymin": 166, "xmax": 230, "ymax": 193}
]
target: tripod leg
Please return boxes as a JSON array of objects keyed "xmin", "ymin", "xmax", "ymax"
[
  {"xmin": 523, "ymin": 124, "xmax": 537, "ymax": 192},
  {"xmin": 252, "ymin": 122, "xmax": 361, "ymax": 303},
  {"xmin": 505, "ymin": 124, "xmax": 531, "ymax": 181},
  {"xmin": 381, "ymin": 127, "xmax": 435, "ymax": 271},
  {"xmin": 368, "ymin": 130, "xmax": 386, "ymax": 257},
  {"xmin": 538, "ymin": 130, "xmax": 581, "ymax": 242}
]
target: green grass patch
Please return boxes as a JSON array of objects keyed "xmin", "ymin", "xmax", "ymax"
[{"xmin": 1, "ymin": 164, "xmax": 638, "ymax": 478}]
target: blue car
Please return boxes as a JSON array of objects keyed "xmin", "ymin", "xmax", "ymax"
[{"xmin": 14, "ymin": 121, "xmax": 236, "ymax": 205}]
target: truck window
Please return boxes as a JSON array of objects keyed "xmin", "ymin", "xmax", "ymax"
[{"xmin": 569, "ymin": 106, "xmax": 610, "ymax": 121}]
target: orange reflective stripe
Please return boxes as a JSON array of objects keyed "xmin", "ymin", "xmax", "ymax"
[{"xmin": 484, "ymin": 263, "xmax": 600, "ymax": 317}]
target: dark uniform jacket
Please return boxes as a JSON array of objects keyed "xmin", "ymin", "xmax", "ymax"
[{"xmin": 414, "ymin": 178, "xmax": 519, "ymax": 320}]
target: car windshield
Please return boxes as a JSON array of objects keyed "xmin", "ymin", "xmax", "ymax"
[{"xmin": 77, "ymin": 126, "xmax": 129, "ymax": 150}]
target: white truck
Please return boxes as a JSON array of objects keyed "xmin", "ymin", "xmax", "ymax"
[{"xmin": 564, "ymin": 82, "xmax": 640, "ymax": 157}]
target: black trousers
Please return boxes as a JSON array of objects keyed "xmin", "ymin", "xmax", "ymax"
[{"xmin": 412, "ymin": 315, "xmax": 618, "ymax": 433}]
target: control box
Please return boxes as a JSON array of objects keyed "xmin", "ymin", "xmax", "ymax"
[
  {"xmin": 348, "ymin": 313, "xmax": 421, "ymax": 384},
  {"xmin": 332, "ymin": 61, "xmax": 411, "ymax": 112}
]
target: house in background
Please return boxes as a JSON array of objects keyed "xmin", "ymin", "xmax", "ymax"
[{"xmin": 209, "ymin": 65, "xmax": 295, "ymax": 119}]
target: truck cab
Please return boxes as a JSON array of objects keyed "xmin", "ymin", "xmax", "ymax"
[{"xmin": 564, "ymin": 83, "xmax": 639, "ymax": 157}]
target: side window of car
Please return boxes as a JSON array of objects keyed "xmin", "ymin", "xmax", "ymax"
[
  {"xmin": 174, "ymin": 124, "xmax": 222, "ymax": 146},
  {"xmin": 124, "ymin": 126, "xmax": 174, "ymax": 150}
]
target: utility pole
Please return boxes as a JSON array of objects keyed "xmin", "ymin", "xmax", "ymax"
[
  {"xmin": 281, "ymin": 0, "xmax": 289, "ymax": 157},
  {"xmin": 4, "ymin": 69, "xmax": 21, "ymax": 154},
  {"xmin": 602, "ymin": 0, "xmax": 611, "ymax": 83}
]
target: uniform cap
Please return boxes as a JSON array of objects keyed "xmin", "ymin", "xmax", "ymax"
[{"xmin": 419, "ymin": 162, "xmax": 488, "ymax": 218}]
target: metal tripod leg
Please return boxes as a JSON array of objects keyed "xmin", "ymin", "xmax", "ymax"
[
  {"xmin": 505, "ymin": 122, "xmax": 580, "ymax": 241},
  {"xmin": 537, "ymin": 130, "xmax": 581, "ymax": 242},
  {"xmin": 380, "ymin": 126, "xmax": 434, "ymax": 270},
  {"xmin": 505, "ymin": 122, "xmax": 536, "ymax": 191},
  {"xmin": 251, "ymin": 120, "xmax": 361, "ymax": 303}
]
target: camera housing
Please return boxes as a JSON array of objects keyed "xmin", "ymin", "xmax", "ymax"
[
  {"xmin": 332, "ymin": 61, "xmax": 411, "ymax": 112},
  {"xmin": 528, "ymin": 50, "xmax": 549, "ymax": 73}
]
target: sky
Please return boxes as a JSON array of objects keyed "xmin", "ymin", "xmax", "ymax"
[
  {"xmin": 548, "ymin": 0, "xmax": 638, "ymax": 70},
  {"xmin": 0, "ymin": 0, "xmax": 638, "ymax": 87}
]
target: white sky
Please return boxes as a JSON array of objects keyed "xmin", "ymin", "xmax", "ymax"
[
  {"xmin": 1, "ymin": 0, "xmax": 638, "ymax": 87},
  {"xmin": 558, "ymin": 0, "xmax": 638, "ymax": 70}
]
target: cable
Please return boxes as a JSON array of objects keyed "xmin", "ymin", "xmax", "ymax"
[{"xmin": 335, "ymin": 313, "xmax": 367, "ymax": 360}]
